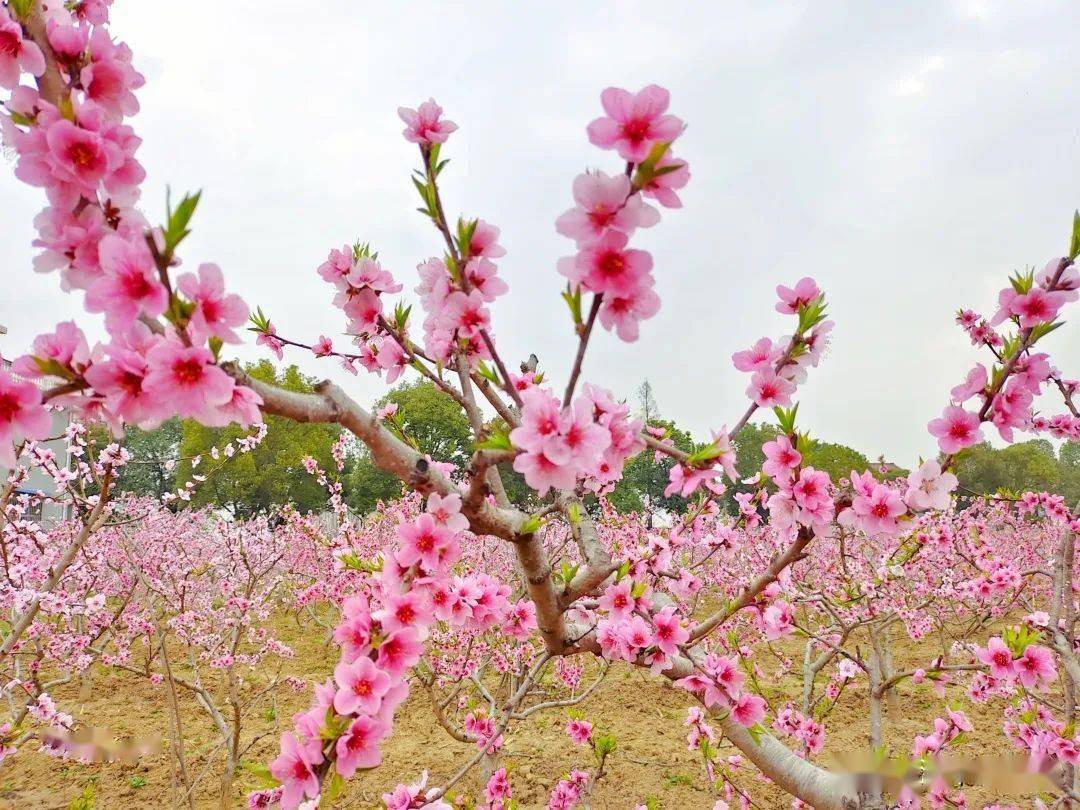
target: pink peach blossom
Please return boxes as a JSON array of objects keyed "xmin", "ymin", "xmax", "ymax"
[
  {"xmin": 775, "ymin": 277, "xmax": 820, "ymax": 315},
  {"xmin": 268, "ymin": 733, "xmax": 323, "ymax": 810},
  {"xmin": 176, "ymin": 263, "xmax": 248, "ymax": 344},
  {"xmin": 558, "ymin": 229, "xmax": 654, "ymax": 297},
  {"xmin": 333, "ymin": 656, "xmax": 391, "ymax": 716},
  {"xmin": 0, "ymin": 369, "xmax": 51, "ymax": 467},
  {"xmin": 143, "ymin": 340, "xmax": 234, "ymax": 421},
  {"xmin": 586, "ymin": 85, "xmax": 684, "ymax": 163},
  {"xmin": 398, "ymin": 98, "xmax": 457, "ymax": 145},
  {"xmin": 85, "ymin": 234, "xmax": 168, "ymax": 330},
  {"xmin": 0, "ymin": 13, "xmax": 45, "ymax": 89},
  {"xmin": 335, "ymin": 715, "xmax": 388, "ymax": 778},
  {"xmin": 928, "ymin": 406, "xmax": 983, "ymax": 454},
  {"xmin": 555, "ymin": 170, "xmax": 659, "ymax": 245}
]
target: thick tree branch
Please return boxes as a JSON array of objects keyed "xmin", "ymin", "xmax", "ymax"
[{"xmin": 222, "ymin": 362, "xmax": 524, "ymax": 540}]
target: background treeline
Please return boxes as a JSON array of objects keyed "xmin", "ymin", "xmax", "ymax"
[{"xmin": 109, "ymin": 368, "xmax": 1080, "ymax": 517}]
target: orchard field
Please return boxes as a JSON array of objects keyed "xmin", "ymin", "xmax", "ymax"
[
  {"xmin": 1, "ymin": 1, "xmax": 1080, "ymax": 809},
  {"xmin": 0, "ymin": 586, "xmax": 1056, "ymax": 808}
]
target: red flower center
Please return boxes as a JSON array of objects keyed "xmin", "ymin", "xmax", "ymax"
[
  {"xmin": 460, "ymin": 307, "xmax": 483, "ymax": 329},
  {"xmin": 172, "ymin": 358, "xmax": 204, "ymax": 386},
  {"xmin": 291, "ymin": 759, "xmax": 311, "ymax": 781},
  {"xmin": 122, "ymin": 269, "xmax": 153, "ymax": 300},
  {"xmin": 588, "ymin": 205, "xmax": 616, "ymax": 228},
  {"xmin": 66, "ymin": 141, "xmax": 98, "ymax": 169},
  {"xmin": 415, "ymin": 532, "xmax": 435, "ymax": 553},
  {"xmin": 598, "ymin": 250, "xmax": 625, "ymax": 277},
  {"xmin": 564, "ymin": 423, "xmax": 584, "ymax": 448},
  {"xmin": 200, "ymin": 298, "xmax": 221, "ymax": 323},
  {"xmin": 346, "ymin": 728, "xmax": 368, "ymax": 751},
  {"xmin": 622, "ymin": 118, "xmax": 651, "ymax": 144},
  {"xmin": 0, "ymin": 392, "xmax": 19, "ymax": 424},
  {"xmin": 948, "ymin": 422, "xmax": 970, "ymax": 440},
  {"xmin": 0, "ymin": 31, "xmax": 22, "ymax": 58},
  {"xmin": 119, "ymin": 370, "xmax": 144, "ymax": 397}
]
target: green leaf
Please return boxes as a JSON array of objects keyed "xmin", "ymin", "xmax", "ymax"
[
  {"xmin": 1028, "ymin": 320, "xmax": 1064, "ymax": 342},
  {"xmin": 593, "ymin": 732, "xmax": 617, "ymax": 758},
  {"xmin": 651, "ymin": 162, "xmax": 684, "ymax": 178},
  {"xmin": 476, "ymin": 429, "xmax": 513, "ymax": 452},
  {"xmin": 687, "ymin": 440, "xmax": 726, "ymax": 467},
  {"xmin": 240, "ymin": 761, "xmax": 280, "ymax": 790},
  {"xmin": 338, "ymin": 552, "xmax": 382, "ymax": 573},
  {"xmin": 456, "ymin": 217, "xmax": 479, "ymax": 256},
  {"xmin": 998, "ymin": 333, "xmax": 1021, "ymax": 362},
  {"xmin": 320, "ymin": 707, "xmax": 350, "ymax": 741},
  {"xmin": 632, "ymin": 140, "xmax": 674, "ymax": 186},
  {"xmin": 352, "ymin": 241, "xmax": 376, "ymax": 261},
  {"xmin": 247, "ymin": 306, "xmax": 271, "ymax": 333},
  {"xmin": 67, "ymin": 786, "xmax": 96, "ymax": 810},
  {"xmin": 1007, "ymin": 269, "xmax": 1034, "ymax": 295},
  {"xmin": 323, "ymin": 771, "xmax": 346, "ymax": 803},
  {"xmin": 9, "ymin": 0, "xmax": 34, "ymax": 21},
  {"xmin": 519, "ymin": 514, "xmax": 543, "ymax": 535},
  {"xmin": 562, "ymin": 285, "xmax": 583, "ymax": 326},
  {"xmin": 746, "ymin": 722, "xmax": 766, "ymax": 745},
  {"xmin": 700, "ymin": 737, "xmax": 715, "ymax": 762},
  {"xmin": 393, "ymin": 301, "xmax": 412, "ymax": 330},
  {"xmin": 796, "ymin": 294, "xmax": 828, "ymax": 333},
  {"xmin": 163, "ymin": 189, "xmax": 202, "ymax": 254},
  {"xmin": 57, "ymin": 94, "xmax": 75, "ymax": 122},
  {"xmin": 476, "ymin": 360, "xmax": 502, "ymax": 386},
  {"xmin": 1069, "ymin": 210, "xmax": 1080, "ymax": 261},
  {"xmin": 427, "ymin": 142, "xmax": 442, "ymax": 173},
  {"xmin": 32, "ymin": 356, "xmax": 76, "ymax": 381},
  {"xmin": 567, "ymin": 502, "xmax": 581, "ymax": 525},
  {"xmin": 411, "ymin": 176, "xmax": 435, "ymax": 217},
  {"xmin": 773, "ymin": 403, "xmax": 800, "ymax": 435},
  {"xmin": 558, "ymin": 560, "xmax": 579, "ymax": 584},
  {"xmin": 1003, "ymin": 624, "xmax": 1039, "ymax": 656}
]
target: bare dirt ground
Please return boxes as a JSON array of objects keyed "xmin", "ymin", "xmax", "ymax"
[{"xmin": 0, "ymin": 618, "xmax": 1022, "ymax": 809}]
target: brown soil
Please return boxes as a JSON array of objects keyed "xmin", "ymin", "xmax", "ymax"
[{"xmin": 0, "ymin": 619, "xmax": 1021, "ymax": 809}]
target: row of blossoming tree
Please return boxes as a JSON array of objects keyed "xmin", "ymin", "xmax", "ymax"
[{"xmin": 1, "ymin": 1, "xmax": 1079, "ymax": 808}]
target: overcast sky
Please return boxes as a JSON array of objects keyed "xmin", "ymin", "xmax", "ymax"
[{"xmin": 2, "ymin": 0, "xmax": 1078, "ymax": 464}]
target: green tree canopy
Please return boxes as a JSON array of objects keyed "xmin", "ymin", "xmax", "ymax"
[
  {"xmin": 1062, "ymin": 441, "xmax": 1080, "ymax": 507},
  {"xmin": 345, "ymin": 380, "xmax": 473, "ymax": 514},
  {"xmin": 608, "ymin": 418, "xmax": 695, "ymax": 516},
  {"xmin": 801, "ymin": 439, "xmax": 874, "ymax": 482},
  {"xmin": 956, "ymin": 439, "xmax": 1070, "ymax": 499},
  {"xmin": 380, "ymin": 380, "xmax": 474, "ymax": 465},
  {"xmin": 178, "ymin": 362, "xmax": 341, "ymax": 518},
  {"xmin": 111, "ymin": 417, "xmax": 182, "ymax": 498}
]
